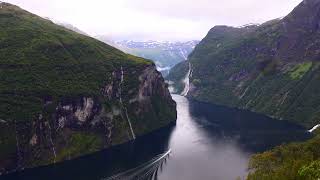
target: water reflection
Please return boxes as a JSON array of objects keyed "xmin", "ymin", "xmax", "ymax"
[
  {"xmin": 158, "ymin": 95, "xmax": 250, "ymax": 180},
  {"xmin": 157, "ymin": 95, "xmax": 310, "ymax": 180},
  {"xmin": 187, "ymin": 96, "xmax": 311, "ymax": 152},
  {"xmin": 2, "ymin": 126, "xmax": 174, "ymax": 180},
  {"xmin": 2, "ymin": 95, "xmax": 311, "ymax": 180}
]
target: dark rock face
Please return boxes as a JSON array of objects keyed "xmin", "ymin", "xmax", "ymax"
[
  {"xmin": 169, "ymin": 0, "xmax": 320, "ymax": 128},
  {"xmin": 284, "ymin": 0, "xmax": 320, "ymax": 32},
  {"xmin": 275, "ymin": 0, "xmax": 320, "ymax": 62},
  {"xmin": 55, "ymin": 97, "xmax": 101, "ymax": 128}
]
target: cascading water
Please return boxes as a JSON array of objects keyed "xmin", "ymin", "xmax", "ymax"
[
  {"xmin": 119, "ymin": 66, "xmax": 136, "ymax": 140},
  {"xmin": 14, "ymin": 120, "xmax": 22, "ymax": 169},
  {"xmin": 181, "ymin": 62, "xmax": 192, "ymax": 97},
  {"xmin": 47, "ymin": 121, "xmax": 57, "ymax": 163}
]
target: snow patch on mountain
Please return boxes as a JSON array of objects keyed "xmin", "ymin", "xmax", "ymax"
[{"xmin": 96, "ymin": 39, "xmax": 199, "ymax": 77}]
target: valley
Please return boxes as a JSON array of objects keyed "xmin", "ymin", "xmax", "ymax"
[
  {"xmin": 1, "ymin": 0, "xmax": 320, "ymax": 179},
  {"xmin": 1, "ymin": 94, "xmax": 311, "ymax": 180},
  {"xmin": 95, "ymin": 38, "xmax": 199, "ymax": 76},
  {"xmin": 167, "ymin": 0, "xmax": 320, "ymax": 178}
]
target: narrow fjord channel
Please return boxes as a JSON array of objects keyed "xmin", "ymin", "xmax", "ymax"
[{"xmin": 3, "ymin": 95, "xmax": 311, "ymax": 180}]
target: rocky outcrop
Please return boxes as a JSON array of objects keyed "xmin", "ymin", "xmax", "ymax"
[{"xmin": 56, "ymin": 97, "xmax": 101, "ymax": 127}]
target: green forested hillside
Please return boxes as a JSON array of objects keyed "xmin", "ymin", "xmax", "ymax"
[
  {"xmin": 167, "ymin": 0, "xmax": 320, "ymax": 178},
  {"xmin": 0, "ymin": 3, "xmax": 147, "ymax": 121},
  {"xmin": 169, "ymin": 0, "xmax": 320, "ymax": 128},
  {"xmin": 0, "ymin": 3, "xmax": 176, "ymax": 174}
]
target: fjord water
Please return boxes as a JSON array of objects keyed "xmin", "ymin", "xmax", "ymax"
[{"xmin": 3, "ymin": 95, "xmax": 311, "ymax": 180}]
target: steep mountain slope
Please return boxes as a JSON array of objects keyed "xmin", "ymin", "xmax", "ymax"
[
  {"xmin": 96, "ymin": 38, "xmax": 199, "ymax": 76},
  {"xmin": 169, "ymin": 0, "xmax": 320, "ymax": 128},
  {"xmin": 0, "ymin": 3, "xmax": 176, "ymax": 174}
]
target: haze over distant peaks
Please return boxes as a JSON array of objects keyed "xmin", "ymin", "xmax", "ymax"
[{"xmin": 96, "ymin": 37, "xmax": 199, "ymax": 76}]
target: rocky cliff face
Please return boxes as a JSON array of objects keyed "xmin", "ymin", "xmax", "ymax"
[
  {"xmin": 0, "ymin": 64, "xmax": 176, "ymax": 175},
  {"xmin": 168, "ymin": 0, "xmax": 320, "ymax": 128},
  {"xmin": 0, "ymin": 3, "xmax": 176, "ymax": 175}
]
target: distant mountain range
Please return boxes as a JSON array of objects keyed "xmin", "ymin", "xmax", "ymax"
[
  {"xmin": 51, "ymin": 25, "xmax": 199, "ymax": 76},
  {"xmin": 96, "ymin": 37, "xmax": 199, "ymax": 76}
]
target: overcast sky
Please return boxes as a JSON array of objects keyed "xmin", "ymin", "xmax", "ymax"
[{"xmin": 5, "ymin": 0, "xmax": 303, "ymax": 41}]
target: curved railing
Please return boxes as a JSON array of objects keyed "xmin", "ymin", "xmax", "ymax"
[{"xmin": 103, "ymin": 149, "xmax": 171, "ymax": 180}]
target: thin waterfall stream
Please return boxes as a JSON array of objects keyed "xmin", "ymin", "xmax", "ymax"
[
  {"xmin": 181, "ymin": 62, "xmax": 192, "ymax": 97},
  {"xmin": 120, "ymin": 66, "xmax": 136, "ymax": 140}
]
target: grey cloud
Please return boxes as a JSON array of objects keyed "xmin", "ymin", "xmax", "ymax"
[
  {"xmin": 4, "ymin": 0, "xmax": 304, "ymax": 41},
  {"xmin": 126, "ymin": 0, "xmax": 303, "ymax": 25}
]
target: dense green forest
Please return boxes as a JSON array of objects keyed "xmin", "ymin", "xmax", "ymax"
[
  {"xmin": 247, "ymin": 130, "xmax": 320, "ymax": 179},
  {"xmin": 0, "ymin": 2, "xmax": 176, "ymax": 173},
  {"xmin": 168, "ymin": 0, "xmax": 320, "ymax": 128}
]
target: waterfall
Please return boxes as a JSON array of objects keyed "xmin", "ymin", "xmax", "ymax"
[
  {"xmin": 123, "ymin": 107, "xmax": 136, "ymax": 140},
  {"xmin": 119, "ymin": 66, "xmax": 136, "ymax": 140},
  {"xmin": 309, "ymin": 124, "xmax": 320, "ymax": 133},
  {"xmin": 14, "ymin": 120, "xmax": 22, "ymax": 169},
  {"xmin": 181, "ymin": 62, "xmax": 192, "ymax": 97},
  {"xmin": 47, "ymin": 121, "xmax": 57, "ymax": 163}
]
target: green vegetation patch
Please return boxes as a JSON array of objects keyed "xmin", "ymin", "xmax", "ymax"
[
  {"xmin": 0, "ymin": 123, "xmax": 16, "ymax": 159},
  {"xmin": 298, "ymin": 160, "xmax": 320, "ymax": 179},
  {"xmin": 289, "ymin": 62, "xmax": 313, "ymax": 80},
  {"xmin": 56, "ymin": 132, "xmax": 103, "ymax": 161},
  {"xmin": 247, "ymin": 133, "xmax": 320, "ymax": 180}
]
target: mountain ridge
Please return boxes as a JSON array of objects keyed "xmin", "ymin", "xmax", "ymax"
[
  {"xmin": 0, "ymin": 2, "xmax": 176, "ymax": 174},
  {"xmin": 96, "ymin": 37, "xmax": 199, "ymax": 76},
  {"xmin": 168, "ymin": 0, "xmax": 320, "ymax": 128}
]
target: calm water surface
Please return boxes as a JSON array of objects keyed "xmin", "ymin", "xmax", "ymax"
[{"xmin": 3, "ymin": 95, "xmax": 311, "ymax": 180}]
